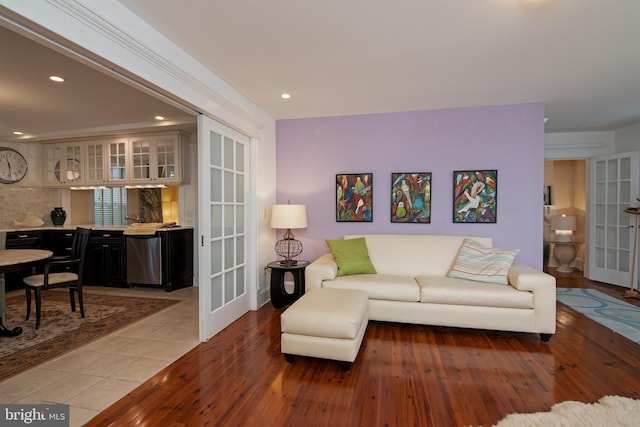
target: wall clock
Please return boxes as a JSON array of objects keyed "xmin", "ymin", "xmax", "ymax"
[{"xmin": 0, "ymin": 147, "xmax": 28, "ymax": 184}]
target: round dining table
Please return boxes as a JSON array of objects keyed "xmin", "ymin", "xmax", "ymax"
[{"xmin": 0, "ymin": 249, "xmax": 53, "ymax": 336}]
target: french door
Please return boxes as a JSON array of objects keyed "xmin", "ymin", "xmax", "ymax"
[
  {"xmin": 588, "ymin": 151, "xmax": 639, "ymax": 287},
  {"xmin": 198, "ymin": 115, "xmax": 251, "ymax": 341}
]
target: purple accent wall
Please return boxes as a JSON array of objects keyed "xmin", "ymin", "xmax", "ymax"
[{"xmin": 275, "ymin": 103, "xmax": 545, "ymax": 269}]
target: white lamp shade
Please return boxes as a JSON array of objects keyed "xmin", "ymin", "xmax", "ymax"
[
  {"xmin": 270, "ymin": 204, "xmax": 308, "ymax": 229},
  {"xmin": 551, "ymin": 215, "xmax": 576, "ymax": 231},
  {"xmin": 551, "ymin": 215, "xmax": 576, "ymax": 242}
]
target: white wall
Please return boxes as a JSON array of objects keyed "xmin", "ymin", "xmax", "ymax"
[{"xmin": 615, "ymin": 121, "xmax": 640, "ymax": 154}]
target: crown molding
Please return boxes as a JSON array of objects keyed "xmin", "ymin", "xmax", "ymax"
[{"xmin": 544, "ymin": 132, "xmax": 615, "ymax": 159}]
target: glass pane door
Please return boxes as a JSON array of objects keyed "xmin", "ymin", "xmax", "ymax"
[
  {"xmin": 198, "ymin": 114, "xmax": 250, "ymax": 340},
  {"xmin": 589, "ymin": 152, "xmax": 639, "ymax": 286}
]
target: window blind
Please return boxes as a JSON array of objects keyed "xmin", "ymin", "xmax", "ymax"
[{"xmin": 94, "ymin": 187, "xmax": 127, "ymax": 226}]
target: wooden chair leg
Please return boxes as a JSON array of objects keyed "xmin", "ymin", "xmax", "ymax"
[
  {"xmin": 34, "ymin": 288, "xmax": 42, "ymax": 330},
  {"xmin": 78, "ymin": 288, "xmax": 85, "ymax": 318},
  {"xmin": 25, "ymin": 287, "xmax": 32, "ymax": 321},
  {"xmin": 69, "ymin": 288, "xmax": 77, "ymax": 312}
]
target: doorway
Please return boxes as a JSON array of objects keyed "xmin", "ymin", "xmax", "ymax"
[{"xmin": 544, "ymin": 159, "xmax": 587, "ymax": 273}]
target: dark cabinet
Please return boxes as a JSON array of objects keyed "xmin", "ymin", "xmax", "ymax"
[
  {"xmin": 2, "ymin": 227, "xmax": 192, "ymax": 291},
  {"xmin": 86, "ymin": 231, "xmax": 127, "ymax": 288},
  {"xmin": 4, "ymin": 231, "xmax": 44, "ymax": 291},
  {"xmin": 46, "ymin": 230, "xmax": 75, "ymax": 257},
  {"xmin": 160, "ymin": 228, "xmax": 194, "ymax": 291},
  {"xmin": 6, "ymin": 231, "xmax": 42, "ymax": 249}
]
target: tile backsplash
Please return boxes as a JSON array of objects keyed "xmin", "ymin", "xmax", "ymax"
[{"xmin": 0, "ymin": 187, "xmax": 59, "ymax": 228}]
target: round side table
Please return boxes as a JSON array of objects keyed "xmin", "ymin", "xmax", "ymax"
[
  {"xmin": 268, "ymin": 261, "xmax": 309, "ymax": 308},
  {"xmin": 552, "ymin": 242, "xmax": 577, "ymax": 273}
]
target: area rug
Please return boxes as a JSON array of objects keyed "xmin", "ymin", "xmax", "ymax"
[
  {"xmin": 0, "ymin": 289, "xmax": 180, "ymax": 381},
  {"xmin": 492, "ymin": 395, "xmax": 640, "ymax": 427},
  {"xmin": 556, "ymin": 288, "xmax": 640, "ymax": 344}
]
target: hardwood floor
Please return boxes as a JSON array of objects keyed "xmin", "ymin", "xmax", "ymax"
[{"xmin": 87, "ymin": 269, "xmax": 639, "ymax": 426}]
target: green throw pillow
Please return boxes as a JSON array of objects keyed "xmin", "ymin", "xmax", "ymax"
[{"xmin": 325, "ymin": 237, "xmax": 377, "ymax": 276}]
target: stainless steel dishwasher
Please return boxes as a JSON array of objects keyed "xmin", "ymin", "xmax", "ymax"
[{"xmin": 126, "ymin": 235, "xmax": 162, "ymax": 286}]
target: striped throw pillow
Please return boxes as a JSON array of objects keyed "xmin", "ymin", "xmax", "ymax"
[{"xmin": 447, "ymin": 238, "xmax": 519, "ymax": 285}]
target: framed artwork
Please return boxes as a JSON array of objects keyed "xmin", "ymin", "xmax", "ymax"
[
  {"xmin": 544, "ymin": 185, "xmax": 552, "ymax": 205},
  {"xmin": 391, "ymin": 172, "xmax": 431, "ymax": 223},
  {"xmin": 336, "ymin": 173, "xmax": 373, "ymax": 222},
  {"xmin": 453, "ymin": 170, "xmax": 497, "ymax": 223}
]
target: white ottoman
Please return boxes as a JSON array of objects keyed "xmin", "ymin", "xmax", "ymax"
[{"xmin": 281, "ymin": 287, "xmax": 369, "ymax": 370}]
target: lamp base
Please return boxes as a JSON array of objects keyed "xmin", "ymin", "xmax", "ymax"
[
  {"xmin": 623, "ymin": 289, "xmax": 639, "ymax": 299},
  {"xmin": 553, "ymin": 242, "xmax": 577, "ymax": 273},
  {"xmin": 278, "ymin": 259, "xmax": 299, "ymax": 266}
]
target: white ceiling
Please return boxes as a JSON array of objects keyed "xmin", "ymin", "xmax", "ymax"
[
  {"xmin": 117, "ymin": 0, "xmax": 640, "ymax": 133},
  {"xmin": 2, "ymin": 0, "xmax": 640, "ymax": 143},
  {"xmin": 0, "ymin": 25, "xmax": 196, "ymax": 143}
]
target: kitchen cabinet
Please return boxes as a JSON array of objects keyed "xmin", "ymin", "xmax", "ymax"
[
  {"xmin": 84, "ymin": 137, "xmax": 128, "ymax": 185},
  {"xmin": 6, "ymin": 230, "xmax": 43, "ymax": 249},
  {"xmin": 106, "ymin": 138, "xmax": 128, "ymax": 183},
  {"xmin": 46, "ymin": 229, "xmax": 75, "ymax": 257},
  {"xmin": 159, "ymin": 228, "xmax": 194, "ymax": 291},
  {"xmin": 43, "ymin": 143, "xmax": 83, "ymax": 186},
  {"xmin": 2, "ymin": 227, "xmax": 193, "ymax": 292},
  {"xmin": 3, "ymin": 230, "xmax": 44, "ymax": 291},
  {"xmin": 44, "ymin": 131, "xmax": 188, "ymax": 187},
  {"xmin": 86, "ymin": 230, "xmax": 127, "ymax": 287},
  {"xmin": 129, "ymin": 132, "xmax": 187, "ymax": 184}
]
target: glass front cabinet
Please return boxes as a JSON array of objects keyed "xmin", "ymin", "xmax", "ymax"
[
  {"xmin": 84, "ymin": 137, "xmax": 129, "ymax": 185},
  {"xmin": 129, "ymin": 132, "xmax": 186, "ymax": 184},
  {"xmin": 44, "ymin": 143, "xmax": 83, "ymax": 187},
  {"xmin": 43, "ymin": 132, "xmax": 188, "ymax": 187}
]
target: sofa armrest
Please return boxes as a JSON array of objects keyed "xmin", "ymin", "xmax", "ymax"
[
  {"xmin": 305, "ymin": 253, "xmax": 338, "ymax": 290},
  {"xmin": 508, "ymin": 263, "xmax": 555, "ymax": 291},
  {"xmin": 508, "ymin": 262, "xmax": 557, "ymax": 334}
]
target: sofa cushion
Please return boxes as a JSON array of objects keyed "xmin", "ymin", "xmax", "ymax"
[
  {"xmin": 447, "ymin": 238, "xmax": 519, "ymax": 285},
  {"xmin": 344, "ymin": 234, "xmax": 493, "ymax": 277},
  {"xmin": 416, "ymin": 275, "xmax": 534, "ymax": 309},
  {"xmin": 323, "ymin": 274, "xmax": 420, "ymax": 302},
  {"xmin": 326, "ymin": 237, "xmax": 377, "ymax": 276}
]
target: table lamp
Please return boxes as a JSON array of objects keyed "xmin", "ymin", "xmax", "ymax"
[
  {"xmin": 271, "ymin": 203, "xmax": 308, "ymax": 266},
  {"xmin": 551, "ymin": 215, "xmax": 576, "ymax": 242}
]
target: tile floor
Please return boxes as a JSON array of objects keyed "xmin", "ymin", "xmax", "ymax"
[{"xmin": 0, "ymin": 285, "xmax": 200, "ymax": 426}]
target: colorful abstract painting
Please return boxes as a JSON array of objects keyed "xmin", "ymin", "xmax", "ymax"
[
  {"xmin": 453, "ymin": 170, "xmax": 497, "ymax": 223},
  {"xmin": 391, "ymin": 172, "xmax": 431, "ymax": 223},
  {"xmin": 336, "ymin": 173, "xmax": 373, "ymax": 222}
]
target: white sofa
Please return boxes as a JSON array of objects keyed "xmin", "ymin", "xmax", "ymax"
[{"xmin": 305, "ymin": 234, "xmax": 556, "ymax": 341}]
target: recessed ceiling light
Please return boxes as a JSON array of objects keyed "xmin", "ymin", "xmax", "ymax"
[
  {"xmin": 155, "ymin": 115, "xmax": 165, "ymax": 120},
  {"xmin": 49, "ymin": 75, "xmax": 65, "ymax": 83},
  {"xmin": 13, "ymin": 131, "xmax": 23, "ymax": 135},
  {"xmin": 281, "ymin": 93, "xmax": 291, "ymax": 99}
]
